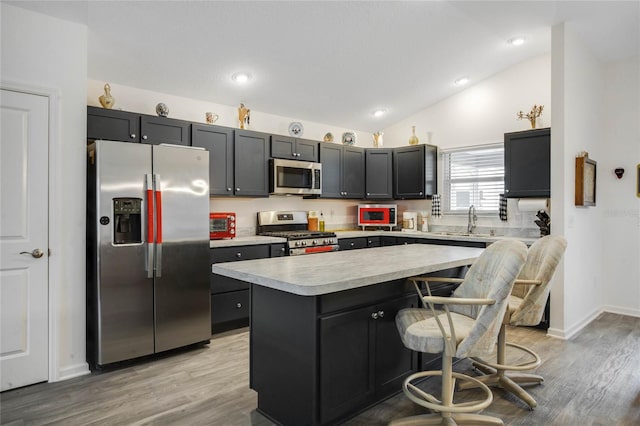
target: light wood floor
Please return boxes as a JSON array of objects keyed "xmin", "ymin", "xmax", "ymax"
[{"xmin": 1, "ymin": 312, "xmax": 639, "ymax": 425}]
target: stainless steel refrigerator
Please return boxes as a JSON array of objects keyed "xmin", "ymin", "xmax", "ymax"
[{"xmin": 87, "ymin": 140, "xmax": 211, "ymax": 369}]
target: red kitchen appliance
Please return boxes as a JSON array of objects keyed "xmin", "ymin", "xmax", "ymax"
[
  {"xmin": 210, "ymin": 212, "xmax": 236, "ymax": 239},
  {"xmin": 358, "ymin": 204, "xmax": 397, "ymax": 231}
]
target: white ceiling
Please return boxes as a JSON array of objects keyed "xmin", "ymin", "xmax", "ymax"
[{"xmin": 9, "ymin": 1, "xmax": 640, "ymax": 132}]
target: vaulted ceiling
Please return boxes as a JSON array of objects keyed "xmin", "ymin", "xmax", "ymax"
[{"xmin": 10, "ymin": 1, "xmax": 640, "ymax": 132}]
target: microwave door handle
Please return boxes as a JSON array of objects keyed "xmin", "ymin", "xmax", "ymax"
[
  {"xmin": 145, "ymin": 174, "xmax": 154, "ymax": 278},
  {"xmin": 154, "ymin": 174, "xmax": 163, "ymax": 277}
]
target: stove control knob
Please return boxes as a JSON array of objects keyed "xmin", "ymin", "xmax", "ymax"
[
  {"xmin": 295, "ymin": 241, "xmax": 301, "ymax": 247},
  {"xmin": 313, "ymin": 239, "xmax": 318, "ymax": 245},
  {"xmin": 301, "ymin": 241, "xmax": 307, "ymax": 246}
]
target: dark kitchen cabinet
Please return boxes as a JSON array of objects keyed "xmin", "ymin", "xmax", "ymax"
[
  {"xmin": 270, "ymin": 243, "xmax": 287, "ymax": 257},
  {"xmin": 338, "ymin": 236, "xmax": 380, "ymax": 251},
  {"xmin": 338, "ymin": 237, "xmax": 368, "ymax": 251},
  {"xmin": 319, "ymin": 293, "xmax": 418, "ymax": 423},
  {"xmin": 191, "ymin": 124, "xmax": 234, "ymax": 196},
  {"xmin": 271, "ymin": 135, "xmax": 318, "ymax": 162},
  {"xmin": 234, "ymin": 130, "xmax": 270, "ymax": 197},
  {"xmin": 320, "ymin": 144, "xmax": 365, "ymax": 199},
  {"xmin": 393, "ymin": 144, "xmax": 437, "ymax": 199},
  {"xmin": 87, "ymin": 106, "xmax": 140, "ymax": 142},
  {"xmin": 210, "ymin": 244, "xmax": 271, "ymax": 332},
  {"xmin": 504, "ymin": 128, "xmax": 551, "ymax": 198},
  {"xmin": 251, "ymin": 279, "xmax": 419, "ymax": 426},
  {"xmin": 139, "ymin": 115, "xmax": 190, "ymax": 146},
  {"xmin": 87, "ymin": 106, "xmax": 190, "ymax": 146},
  {"xmin": 365, "ymin": 149, "xmax": 393, "ymax": 199}
]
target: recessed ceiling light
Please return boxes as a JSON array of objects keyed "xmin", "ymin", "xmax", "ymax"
[
  {"xmin": 372, "ymin": 109, "xmax": 387, "ymax": 118},
  {"xmin": 508, "ymin": 36, "xmax": 526, "ymax": 46},
  {"xmin": 231, "ymin": 72, "xmax": 251, "ymax": 84},
  {"xmin": 454, "ymin": 77, "xmax": 469, "ymax": 86}
]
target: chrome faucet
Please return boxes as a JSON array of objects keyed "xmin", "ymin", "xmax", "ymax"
[{"xmin": 467, "ymin": 205, "xmax": 477, "ymax": 234}]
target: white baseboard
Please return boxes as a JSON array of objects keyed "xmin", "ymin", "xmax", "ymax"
[
  {"xmin": 602, "ymin": 305, "xmax": 640, "ymax": 318},
  {"xmin": 56, "ymin": 362, "xmax": 90, "ymax": 382},
  {"xmin": 546, "ymin": 307, "xmax": 603, "ymax": 340}
]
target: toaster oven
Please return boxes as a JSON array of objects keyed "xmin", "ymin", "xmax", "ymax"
[
  {"xmin": 358, "ymin": 204, "xmax": 397, "ymax": 231},
  {"xmin": 210, "ymin": 212, "xmax": 236, "ymax": 239}
]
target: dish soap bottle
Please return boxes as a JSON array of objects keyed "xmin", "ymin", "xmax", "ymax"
[{"xmin": 319, "ymin": 211, "xmax": 325, "ymax": 232}]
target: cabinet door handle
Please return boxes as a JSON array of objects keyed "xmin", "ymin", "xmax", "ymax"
[
  {"xmin": 130, "ymin": 133, "xmax": 136, "ymax": 139},
  {"xmin": 236, "ymin": 303, "xmax": 242, "ymax": 309},
  {"xmin": 367, "ymin": 192, "xmax": 370, "ymax": 196},
  {"xmin": 227, "ymin": 187, "xmax": 232, "ymax": 191},
  {"xmin": 350, "ymin": 242, "xmax": 355, "ymax": 247},
  {"xmin": 142, "ymin": 135, "xmax": 148, "ymax": 140},
  {"xmin": 371, "ymin": 312, "xmax": 379, "ymax": 320},
  {"xmin": 280, "ymin": 247, "xmax": 285, "ymax": 253},
  {"xmin": 378, "ymin": 310, "xmax": 385, "ymax": 318},
  {"xmin": 236, "ymin": 188, "xmax": 240, "ymax": 192},
  {"xmin": 419, "ymin": 191, "xmax": 423, "ymax": 195},
  {"xmin": 236, "ymin": 252, "xmax": 242, "ymax": 258}
]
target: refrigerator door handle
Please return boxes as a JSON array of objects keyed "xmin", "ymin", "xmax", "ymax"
[
  {"xmin": 145, "ymin": 174, "xmax": 154, "ymax": 278},
  {"xmin": 154, "ymin": 173, "xmax": 163, "ymax": 277}
]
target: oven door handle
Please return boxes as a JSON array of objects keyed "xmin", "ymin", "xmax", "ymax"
[{"xmin": 305, "ymin": 246, "xmax": 336, "ymax": 254}]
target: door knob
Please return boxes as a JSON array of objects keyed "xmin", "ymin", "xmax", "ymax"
[{"xmin": 20, "ymin": 249, "xmax": 44, "ymax": 258}]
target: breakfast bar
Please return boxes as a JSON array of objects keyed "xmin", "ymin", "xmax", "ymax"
[{"xmin": 212, "ymin": 244, "xmax": 484, "ymax": 425}]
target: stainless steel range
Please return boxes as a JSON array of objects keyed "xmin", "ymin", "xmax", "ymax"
[{"xmin": 257, "ymin": 211, "xmax": 339, "ymax": 256}]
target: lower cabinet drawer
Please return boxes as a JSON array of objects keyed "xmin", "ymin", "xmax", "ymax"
[{"xmin": 211, "ymin": 290, "xmax": 250, "ymax": 324}]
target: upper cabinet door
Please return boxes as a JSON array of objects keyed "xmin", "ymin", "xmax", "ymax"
[
  {"xmin": 87, "ymin": 106, "xmax": 140, "ymax": 142},
  {"xmin": 192, "ymin": 124, "xmax": 234, "ymax": 196},
  {"xmin": 504, "ymin": 128, "xmax": 550, "ymax": 198},
  {"xmin": 393, "ymin": 145, "xmax": 426, "ymax": 199},
  {"xmin": 140, "ymin": 115, "xmax": 191, "ymax": 146},
  {"xmin": 393, "ymin": 144, "xmax": 437, "ymax": 199},
  {"xmin": 234, "ymin": 130, "xmax": 269, "ymax": 197},
  {"xmin": 271, "ymin": 135, "xmax": 297, "ymax": 159},
  {"xmin": 295, "ymin": 139, "xmax": 319, "ymax": 162},
  {"xmin": 342, "ymin": 146, "xmax": 365, "ymax": 199},
  {"xmin": 319, "ymin": 144, "xmax": 343, "ymax": 198},
  {"xmin": 365, "ymin": 149, "xmax": 393, "ymax": 199}
]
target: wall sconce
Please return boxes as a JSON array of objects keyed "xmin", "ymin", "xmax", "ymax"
[{"xmin": 614, "ymin": 168, "xmax": 625, "ymax": 179}]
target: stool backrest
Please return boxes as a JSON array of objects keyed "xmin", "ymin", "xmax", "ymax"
[
  {"xmin": 510, "ymin": 235, "xmax": 567, "ymax": 326},
  {"xmin": 450, "ymin": 239, "xmax": 527, "ymax": 358}
]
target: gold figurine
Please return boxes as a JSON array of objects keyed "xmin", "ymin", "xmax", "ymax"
[
  {"xmin": 238, "ymin": 103, "xmax": 250, "ymax": 129},
  {"xmin": 98, "ymin": 83, "xmax": 115, "ymax": 109},
  {"xmin": 517, "ymin": 104, "xmax": 544, "ymax": 129}
]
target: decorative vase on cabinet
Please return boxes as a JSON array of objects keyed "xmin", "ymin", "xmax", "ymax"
[{"xmin": 408, "ymin": 126, "xmax": 419, "ymax": 145}]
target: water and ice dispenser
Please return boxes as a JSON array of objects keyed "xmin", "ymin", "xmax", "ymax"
[{"xmin": 113, "ymin": 198, "xmax": 142, "ymax": 244}]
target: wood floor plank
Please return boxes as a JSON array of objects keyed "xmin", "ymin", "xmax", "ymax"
[{"xmin": 1, "ymin": 314, "xmax": 639, "ymax": 425}]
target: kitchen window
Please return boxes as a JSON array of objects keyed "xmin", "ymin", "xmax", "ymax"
[{"xmin": 442, "ymin": 144, "xmax": 504, "ymax": 214}]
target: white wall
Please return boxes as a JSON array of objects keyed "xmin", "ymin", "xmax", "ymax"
[
  {"xmin": 1, "ymin": 4, "xmax": 89, "ymax": 380},
  {"xmin": 549, "ymin": 23, "xmax": 605, "ymax": 338},
  {"xmin": 601, "ymin": 56, "xmax": 640, "ymax": 317},
  {"xmin": 382, "ymin": 54, "xmax": 552, "ymax": 149}
]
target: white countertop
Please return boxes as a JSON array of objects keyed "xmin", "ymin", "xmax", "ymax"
[
  {"xmin": 333, "ymin": 230, "xmax": 537, "ymax": 245},
  {"xmin": 211, "ymin": 244, "xmax": 483, "ymax": 296},
  {"xmin": 209, "ymin": 236, "xmax": 286, "ymax": 248},
  {"xmin": 209, "ymin": 230, "xmax": 536, "ymax": 249}
]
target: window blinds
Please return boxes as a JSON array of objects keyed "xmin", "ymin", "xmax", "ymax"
[{"xmin": 442, "ymin": 144, "xmax": 504, "ymax": 213}]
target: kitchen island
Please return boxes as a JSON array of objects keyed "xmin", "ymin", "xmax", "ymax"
[{"xmin": 212, "ymin": 244, "xmax": 484, "ymax": 425}]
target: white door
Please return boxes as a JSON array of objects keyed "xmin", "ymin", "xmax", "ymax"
[{"xmin": 0, "ymin": 89, "xmax": 49, "ymax": 391}]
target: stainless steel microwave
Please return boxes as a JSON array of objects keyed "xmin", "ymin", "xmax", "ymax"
[{"xmin": 269, "ymin": 158, "xmax": 322, "ymax": 195}]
